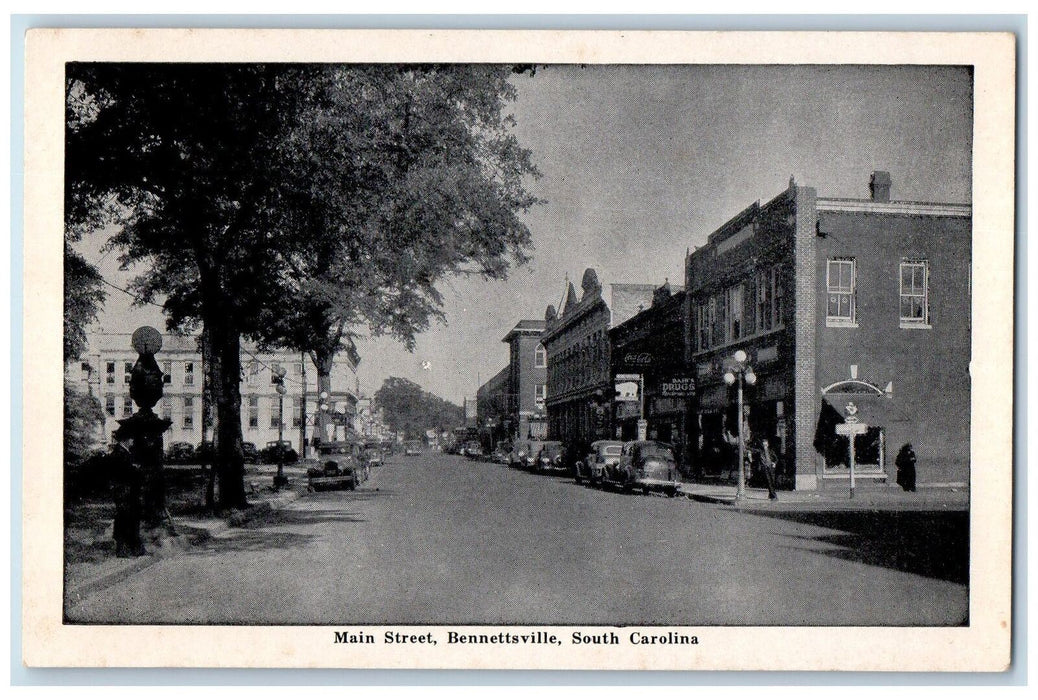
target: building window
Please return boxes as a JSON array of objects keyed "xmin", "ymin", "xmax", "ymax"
[
  {"xmin": 826, "ymin": 258, "xmax": 856, "ymax": 325},
  {"xmin": 535, "ymin": 384, "xmax": 546, "ymax": 411},
  {"xmin": 105, "ymin": 395, "xmax": 116, "ymax": 416},
  {"xmin": 727, "ymin": 284, "xmax": 744, "ymax": 341},
  {"xmin": 162, "ymin": 360, "xmax": 172, "ymax": 384},
  {"xmin": 184, "ymin": 361, "xmax": 195, "ymax": 386},
  {"xmin": 79, "ymin": 362, "xmax": 92, "ymax": 382},
  {"xmin": 123, "ymin": 361, "xmax": 133, "ymax": 384},
  {"xmin": 292, "ymin": 397, "xmax": 302, "ymax": 428},
  {"xmin": 106, "ymin": 361, "xmax": 116, "ymax": 384},
  {"xmin": 756, "ymin": 269, "xmax": 773, "ymax": 333},
  {"xmin": 248, "ymin": 396, "xmax": 259, "ymax": 428},
  {"xmin": 122, "ymin": 395, "xmax": 134, "ymax": 417},
  {"xmin": 900, "ymin": 260, "xmax": 930, "ymax": 327},
  {"xmin": 534, "ymin": 344, "xmax": 546, "ymax": 368},
  {"xmin": 183, "ymin": 397, "xmax": 194, "ymax": 429},
  {"xmin": 270, "ymin": 399, "xmax": 282, "ymax": 428},
  {"xmin": 160, "ymin": 397, "xmax": 171, "ymax": 421}
]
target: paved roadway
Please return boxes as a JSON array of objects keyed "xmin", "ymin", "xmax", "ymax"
[{"xmin": 66, "ymin": 451, "xmax": 968, "ymax": 626}]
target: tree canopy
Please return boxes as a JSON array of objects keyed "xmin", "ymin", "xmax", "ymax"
[
  {"xmin": 374, "ymin": 377, "xmax": 465, "ymax": 439},
  {"xmin": 66, "ymin": 63, "xmax": 541, "ymax": 507}
]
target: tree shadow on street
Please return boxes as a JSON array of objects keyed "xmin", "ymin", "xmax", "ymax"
[
  {"xmin": 754, "ymin": 510, "xmax": 969, "ymax": 585},
  {"xmin": 239, "ymin": 508, "xmax": 368, "ymax": 529},
  {"xmin": 188, "ymin": 529, "xmax": 319, "ymax": 555}
]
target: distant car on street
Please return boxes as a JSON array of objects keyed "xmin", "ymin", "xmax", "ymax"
[
  {"xmin": 574, "ymin": 440, "xmax": 623, "ymax": 486},
  {"xmin": 260, "ymin": 440, "xmax": 299, "ymax": 465},
  {"xmin": 362, "ymin": 443, "xmax": 384, "ymax": 467},
  {"xmin": 463, "ymin": 441, "xmax": 483, "ymax": 459},
  {"xmin": 491, "ymin": 442, "xmax": 512, "ymax": 464},
  {"xmin": 307, "ymin": 441, "xmax": 362, "ymax": 491},
  {"xmin": 602, "ymin": 441, "xmax": 680, "ymax": 496},
  {"xmin": 404, "ymin": 440, "xmax": 423, "ymax": 456},
  {"xmin": 165, "ymin": 441, "xmax": 195, "ymax": 465}
]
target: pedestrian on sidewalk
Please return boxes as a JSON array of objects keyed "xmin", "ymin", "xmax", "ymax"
[
  {"xmin": 756, "ymin": 437, "xmax": 778, "ymax": 500},
  {"xmin": 109, "ymin": 427, "xmax": 146, "ymax": 557},
  {"xmin": 895, "ymin": 443, "xmax": 917, "ymax": 492}
]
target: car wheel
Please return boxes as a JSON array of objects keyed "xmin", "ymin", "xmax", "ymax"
[{"xmin": 643, "ymin": 485, "xmax": 651, "ymax": 496}]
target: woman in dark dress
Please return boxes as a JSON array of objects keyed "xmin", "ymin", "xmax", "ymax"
[{"xmin": 895, "ymin": 443, "xmax": 917, "ymax": 492}]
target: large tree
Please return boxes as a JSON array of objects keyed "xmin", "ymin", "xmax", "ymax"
[
  {"xmin": 374, "ymin": 377, "xmax": 465, "ymax": 440},
  {"xmin": 251, "ymin": 65, "xmax": 540, "ymax": 443},
  {"xmin": 66, "ymin": 64, "xmax": 540, "ymax": 508}
]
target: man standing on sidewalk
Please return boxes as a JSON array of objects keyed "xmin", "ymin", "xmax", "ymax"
[
  {"xmin": 757, "ymin": 437, "xmax": 779, "ymax": 501},
  {"xmin": 109, "ymin": 427, "xmax": 146, "ymax": 557}
]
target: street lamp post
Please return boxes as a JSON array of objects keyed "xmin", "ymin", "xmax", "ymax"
[
  {"xmin": 272, "ymin": 364, "xmax": 288, "ymax": 489},
  {"xmin": 723, "ymin": 349, "xmax": 757, "ymax": 501}
]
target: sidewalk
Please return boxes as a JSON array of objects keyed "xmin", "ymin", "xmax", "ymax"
[
  {"xmin": 64, "ymin": 472, "xmax": 303, "ymax": 609},
  {"xmin": 678, "ymin": 480, "xmax": 969, "ymax": 511}
]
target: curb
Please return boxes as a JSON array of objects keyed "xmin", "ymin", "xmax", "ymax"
[{"xmin": 65, "ymin": 488, "xmax": 302, "ymax": 606}]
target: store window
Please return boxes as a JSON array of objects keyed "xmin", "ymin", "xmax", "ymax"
[
  {"xmin": 900, "ymin": 260, "xmax": 930, "ymax": 327},
  {"xmin": 826, "ymin": 258, "xmax": 856, "ymax": 325}
]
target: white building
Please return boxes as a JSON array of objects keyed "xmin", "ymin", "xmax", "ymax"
[{"xmin": 72, "ymin": 331, "xmax": 362, "ymax": 457}]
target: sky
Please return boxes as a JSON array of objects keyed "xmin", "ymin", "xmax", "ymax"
[{"xmin": 84, "ymin": 64, "xmax": 973, "ymax": 405}]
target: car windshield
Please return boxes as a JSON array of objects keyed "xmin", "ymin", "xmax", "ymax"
[{"xmin": 598, "ymin": 444, "xmax": 622, "ymax": 456}]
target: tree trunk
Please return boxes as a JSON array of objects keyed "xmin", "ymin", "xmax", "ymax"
[
  {"xmin": 200, "ymin": 327, "xmax": 218, "ymax": 511},
  {"xmin": 210, "ymin": 321, "xmax": 249, "ymax": 510},
  {"xmin": 313, "ymin": 348, "xmax": 335, "ymax": 445}
]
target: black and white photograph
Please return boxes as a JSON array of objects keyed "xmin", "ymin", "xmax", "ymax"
[{"xmin": 23, "ymin": 28, "xmax": 1014, "ymax": 671}]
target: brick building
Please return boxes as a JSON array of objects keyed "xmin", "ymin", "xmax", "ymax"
[
  {"xmin": 501, "ymin": 319, "xmax": 548, "ymax": 441},
  {"xmin": 686, "ymin": 174, "xmax": 971, "ymax": 490},
  {"xmin": 476, "ymin": 365, "xmax": 510, "ymax": 449},
  {"xmin": 542, "ymin": 269, "xmax": 655, "ymax": 448},
  {"xmin": 609, "ymin": 281, "xmax": 690, "ymax": 469},
  {"xmin": 72, "ymin": 331, "xmax": 362, "ymax": 458}
]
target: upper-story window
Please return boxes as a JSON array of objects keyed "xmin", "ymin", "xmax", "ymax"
[
  {"xmin": 534, "ymin": 343, "xmax": 546, "ymax": 368},
  {"xmin": 826, "ymin": 258, "xmax": 857, "ymax": 326},
  {"xmin": 122, "ymin": 395, "xmax": 134, "ymax": 417},
  {"xmin": 535, "ymin": 384, "xmax": 546, "ymax": 411},
  {"xmin": 106, "ymin": 361, "xmax": 116, "ymax": 384},
  {"xmin": 183, "ymin": 397, "xmax": 194, "ymax": 429},
  {"xmin": 248, "ymin": 396, "xmax": 259, "ymax": 428},
  {"xmin": 184, "ymin": 361, "xmax": 195, "ymax": 386},
  {"xmin": 123, "ymin": 361, "xmax": 133, "ymax": 385},
  {"xmin": 105, "ymin": 395, "xmax": 116, "ymax": 416},
  {"xmin": 162, "ymin": 360, "xmax": 172, "ymax": 384},
  {"xmin": 900, "ymin": 260, "xmax": 931, "ymax": 328},
  {"xmin": 727, "ymin": 284, "xmax": 744, "ymax": 341}
]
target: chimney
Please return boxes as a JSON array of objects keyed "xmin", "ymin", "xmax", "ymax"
[{"xmin": 870, "ymin": 171, "xmax": 891, "ymax": 202}]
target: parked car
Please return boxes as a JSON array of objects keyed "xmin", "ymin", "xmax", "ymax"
[
  {"xmin": 509, "ymin": 440, "xmax": 534, "ymax": 469},
  {"xmin": 574, "ymin": 440, "xmax": 623, "ymax": 486},
  {"xmin": 602, "ymin": 441, "xmax": 680, "ymax": 496},
  {"xmin": 165, "ymin": 441, "xmax": 195, "ymax": 465},
  {"xmin": 491, "ymin": 441, "xmax": 512, "ymax": 465},
  {"xmin": 532, "ymin": 441, "xmax": 566, "ymax": 473},
  {"xmin": 307, "ymin": 441, "xmax": 362, "ymax": 491},
  {"xmin": 241, "ymin": 441, "xmax": 260, "ymax": 464},
  {"xmin": 463, "ymin": 441, "xmax": 484, "ymax": 459},
  {"xmin": 404, "ymin": 440, "xmax": 423, "ymax": 456},
  {"xmin": 260, "ymin": 439, "xmax": 299, "ymax": 465}
]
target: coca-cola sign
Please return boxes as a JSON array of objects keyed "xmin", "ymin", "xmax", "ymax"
[{"xmin": 623, "ymin": 352, "xmax": 653, "ymax": 367}]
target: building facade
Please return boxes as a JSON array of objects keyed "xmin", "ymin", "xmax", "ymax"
[
  {"xmin": 686, "ymin": 173, "xmax": 971, "ymax": 490},
  {"xmin": 609, "ymin": 282, "xmax": 690, "ymax": 470},
  {"xmin": 542, "ymin": 269, "xmax": 656, "ymax": 448},
  {"xmin": 73, "ymin": 331, "xmax": 362, "ymax": 458},
  {"xmin": 501, "ymin": 319, "xmax": 548, "ymax": 441},
  {"xmin": 476, "ymin": 365, "xmax": 510, "ymax": 449}
]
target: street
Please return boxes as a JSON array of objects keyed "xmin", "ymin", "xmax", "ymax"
[{"xmin": 66, "ymin": 451, "xmax": 968, "ymax": 626}]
